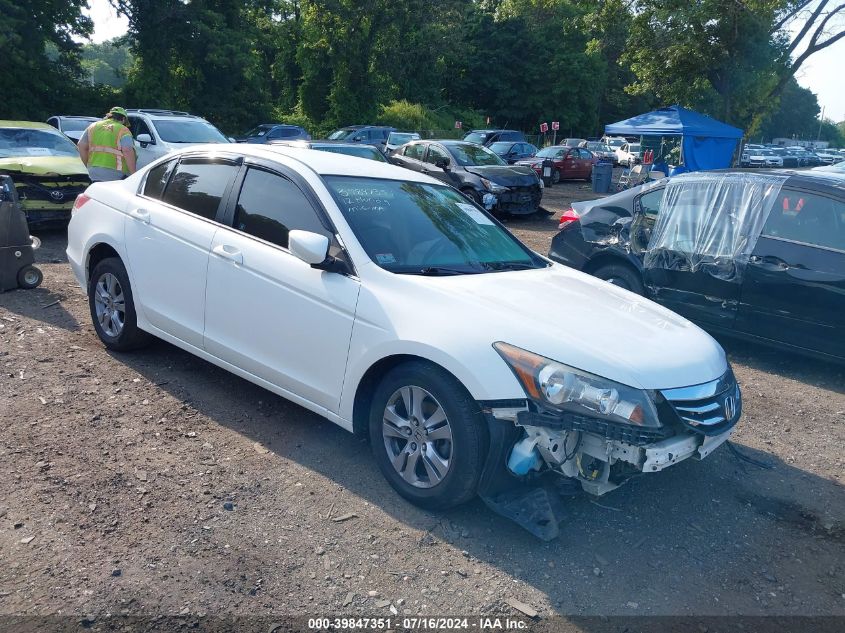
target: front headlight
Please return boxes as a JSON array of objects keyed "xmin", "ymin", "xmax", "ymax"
[
  {"xmin": 494, "ymin": 342, "xmax": 661, "ymax": 428},
  {"xmin": 480, "ymin": 178, "xmax": 508, "ymax": 193}
]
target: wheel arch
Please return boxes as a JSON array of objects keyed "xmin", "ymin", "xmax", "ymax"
[
  {"xmin": 350, "ymin": 354, "xmax": 485, "ymax": 438},
  {"xmin": 85, "ymin": 242, "xmax": 122, "ymax": 286},
  {"xmin": 583, "ymin": 250, "xmax": 643, "ymax": 278}
]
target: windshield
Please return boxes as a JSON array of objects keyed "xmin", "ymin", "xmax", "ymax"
[
  {"xmin": 463, "ymin": 132, "xmax": 488, "ymax": 144},
  {"xmin": 447, "ymin": 143, "xmax": 506, "ymax": 166},
  {"xmin": 153, "ymin": 119, "xmax": 228, "ymax": 143},
  {"xmin": 244, "ymin": 124, "xmax": 274, "ymax": 137},
  {"xmin": 0, "ymin": 128, "xmax": 81, "ymax": 158},
  {"xmin": 328, "ymin": 128, "xmax": 357, "ymax": 140},
  {"xmin": 60, "ymin": 118, "xmax": 97, "ymax": 132},
  {"xmin": 325, "ymin": 176, "xmax": 544, "ymax": 274},
  {"xmin": 388, "ymin": 133, "xmax": 416, "ymax": 145},
  {"xmin": 313, "ymin": 145, "xmax": 387, "ymax": 162},
  {"xmin": 536, "ymin": 147, "xmax": 563, "ymax": 158},
  {"xmin": 489, "ymin": 142, "xmax": 513, "ymax": 153}
]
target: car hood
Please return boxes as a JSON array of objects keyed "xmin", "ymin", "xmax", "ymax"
[
  {"xmin": 464, "ymin": 165, "xmax": 539, "ymax": 186},
  {"xmin": 396, "ymin": 264, "xmax": 727, "ymax": 391},
  {"xmin": 0, "ymin": 155, "xmax": 88, "ymax": 177}
]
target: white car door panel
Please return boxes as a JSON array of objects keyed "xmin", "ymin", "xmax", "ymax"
[
  {"xmin": 202, "ymin": 166, "xmax": 360, "ymax": 412},
  {"xmin": 124, "ymin": 157, "xmax": 240, "ymax": 346},
  {"xmin": 204, "ymin": 230, "xmax": 360, "ymax": 410}
]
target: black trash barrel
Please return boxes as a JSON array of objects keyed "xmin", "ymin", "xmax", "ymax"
[
  {"xmin": 0, "ymin": 175, "xmax": 41, "ymax": 291},
  {"xmin": 592, "ymin": 160, "xmax": 613, "ymax": 193},
  {"xmin": 541, "ymin": 158, "xmax": 555, "ymax": 187}
]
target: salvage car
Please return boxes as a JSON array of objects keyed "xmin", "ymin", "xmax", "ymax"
[
  {"xmin": 462, "ymin": 129, "xmax": 526, "ymax": 146},
  {"xmin": 67, "ymin": 145, "xmax": 741, "ymax": 536},
  {"xmin": 548, "ymin": 171, "xmax": 845, "ymax": 362},
  {"xmin": 488, "ymin": 141, "xmax": 538, "ymax": 164},
  {"xmin": 615, "ymin": 141, "xmax": 642, "ymax": 168},
  {"xmin": 327, "ymin": 126, "xmax": 395, "ymax": 152},
  {"xmin": 514, "ymin": 145, "xmax": 594, "ymax": 184},
  {"xmin": 0, "ymin": 121, "xmax": 90, "ymax": 225},
  {"xmin": 392, "ymin": 140, "xmax": 543, "ymax": 215}
]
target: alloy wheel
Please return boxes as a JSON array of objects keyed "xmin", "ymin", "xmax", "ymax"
[
  {"xmin": 93, "ymin": 272, "xmax": 126, "ymax": 337},
  {"xmin": 382, "ymin": 385, "xmax": 453, "ymax": 488}
]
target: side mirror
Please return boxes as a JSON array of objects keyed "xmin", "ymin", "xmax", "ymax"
[
  {"xmin": 352, "ymin": 135, "xmax": 363, "ymax": 142},
  {"xmin": 434, "ymin": 157, "xmax": 450, "ymax": 170},
  {"xmin": 289, "ymin": 230, "xmax": 330, "ymax": 266},
  {"xmin": 136, "ymin": 133, "xmax": 153, "ymax": 146}
]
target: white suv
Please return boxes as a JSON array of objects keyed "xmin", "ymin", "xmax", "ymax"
[
  {"xmin": 126, "ymin": 109, "xmax": 231, "ymax": 168},
  {"xmin": 66, "ymin": 145, "xmax": 740, "ymax": 536}
]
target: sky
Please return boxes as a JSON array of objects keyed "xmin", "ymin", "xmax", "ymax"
[{"xmin": 83, "ymin": 0, "xmax": 844, "ymax": 122}]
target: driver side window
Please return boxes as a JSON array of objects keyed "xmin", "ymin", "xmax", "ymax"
[{"xmin": 404, "ymin": 144, "xmax": 425, "ymax": 161}]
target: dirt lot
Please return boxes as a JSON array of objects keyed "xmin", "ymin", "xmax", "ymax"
[{"xmin": 1, "ymin": 179, "xmax": 844, "ymax": 628}]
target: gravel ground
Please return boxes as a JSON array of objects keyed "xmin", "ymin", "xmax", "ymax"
[{"xmin": 1, "ymin": 180, "xmax": 843, "ymax": 626}]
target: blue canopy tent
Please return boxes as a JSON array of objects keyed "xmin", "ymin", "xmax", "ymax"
[{"xmin": 604, "ymin": 105, "xmax": 744, "ymax": 172}]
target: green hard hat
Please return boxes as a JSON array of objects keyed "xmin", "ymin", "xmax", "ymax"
[{"xmin": 109, "ymin": 106, "xmax": 128, "ymax": 118}]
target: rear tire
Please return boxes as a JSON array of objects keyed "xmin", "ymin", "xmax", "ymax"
[
  {"xmin": 369, "ymin": 361, "xmax": 487, "ymax": 510},
  {"xmin": 88, "ymin": 257, "xmax": 152, "ymax": 351},
  {"xmin": 591, "ymin": 263, "xmax": 644, "ymax": 295}
]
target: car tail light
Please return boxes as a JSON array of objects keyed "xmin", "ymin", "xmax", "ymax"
[
  {"xmin": 72, "ymin": 193, "xmax": 91, "ymax": 213},
  {"xmin": 558, "ymin": 208, "xmax": 580, "ymax": 230}
]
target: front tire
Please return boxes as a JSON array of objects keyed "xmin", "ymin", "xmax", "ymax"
[
  {"xmin": 369, "ymin": 361, "xmax": 487, "ymax": 510},
  {"xmin": 88, "ymin": 257, "xmax": 152, "ymax": 351},
  {"xmin": 592, "ymin": 263, "xmax": 644, "ymax": 295}
]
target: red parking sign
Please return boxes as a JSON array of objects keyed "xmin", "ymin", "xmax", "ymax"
[
  {"xmin": 551, "ymin": 121, "xmax": 559, "ymax": 131},
  {"xmin": 540, "ymin": 122, "xmax": 549, "ymax": 133}
]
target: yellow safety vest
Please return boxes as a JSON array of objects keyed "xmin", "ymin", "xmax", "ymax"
[{"xmin": 87, "ymin": 120, "xmax": 133, "ymax": 173}]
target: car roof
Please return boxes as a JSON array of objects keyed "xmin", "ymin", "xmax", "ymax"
[
  {"xmin": 53, "ymin": 115, "xmax": 99, "ymax": 120},
  {"xmin": 0, "ymin": 120, "xmax": 55, "ymax": 130},
  {"xmin": 126, "ymin": 109, "xmax": 205, "ymax": 121},
  {"xmin": 270, "ymin": 140, "xmax": 380, "ymax": 148},
  {"xmin": 180, "ymin": 143, "xmax": 439, "ymax": 183}
]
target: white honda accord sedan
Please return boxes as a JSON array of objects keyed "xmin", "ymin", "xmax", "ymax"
[{"xmin": 67, "ymin": 145, "xmax": 741, "ymax": 512}]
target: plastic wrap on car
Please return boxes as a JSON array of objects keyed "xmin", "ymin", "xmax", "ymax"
[{"xmin": 643, "ymin": 172, "xmax": 787, "ymax": 283}]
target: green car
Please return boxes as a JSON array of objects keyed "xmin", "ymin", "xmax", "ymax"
[{"xmin": 0, "ymin": 121, "xmax": 91, "ymax": 225}]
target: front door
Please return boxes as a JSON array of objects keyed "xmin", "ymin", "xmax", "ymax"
[
  {"xmin": 203, "ymin": 165, "xmax": 360, "ymax": 412},
  {"xmin": 128, "ymin": 116, "xmax": 164, "ymax": 168},
  {"xmin": 123, "ymin": 156, "xmax": 240, "ymax": 347},
  {"xmin": 736, "ymin": 187, "xmax": 845, "ymax": 359}
]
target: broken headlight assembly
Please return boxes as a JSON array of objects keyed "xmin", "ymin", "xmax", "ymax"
[{"xmin": 493, "ymin": 342, "xmax": 661, "ymax": 428}]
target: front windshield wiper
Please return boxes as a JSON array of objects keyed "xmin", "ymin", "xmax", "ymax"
[
  {"xmin": 481, "ymin": 261, "xmax": 539, "ymax": 272},
  {"xmin": 416, "ymin": 266, "xmax": 482, "ymax": 276}
]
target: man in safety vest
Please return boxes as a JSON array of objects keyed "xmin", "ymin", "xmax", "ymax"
[{"xmin": 77, "ymin": 107, "xmax": 137, "ymax": 182}]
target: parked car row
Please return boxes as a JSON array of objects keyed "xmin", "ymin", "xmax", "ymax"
[{"xmin": 740, "ymin": 144, "xmax": 845, "ymax": 168}]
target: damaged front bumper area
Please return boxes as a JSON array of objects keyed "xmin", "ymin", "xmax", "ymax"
[{"xmin": 477, "ymin": 371, "xmax": 741, "ymax": 539}]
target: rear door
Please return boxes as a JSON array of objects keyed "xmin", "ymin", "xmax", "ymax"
[
  {"xmin": 124, "ymin": 154, "xmax": 241, "ymax": 347},
  {"xmin": 736, "ymin": 187, "xmax": 845, "ymax": 359},
  {"xmin": 392, "ymin": 142, "xmax": 427, "ymax": 173}
]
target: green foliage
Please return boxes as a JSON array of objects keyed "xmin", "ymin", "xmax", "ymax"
[
  {"xmin": 375, "ymin": 101, "xmax": 485, "ymax": 137},
  {"xmin": 0, "ymin": 0, "xmax": 92, "ymax": 119},
  {"xmin": 81, "ymin": 39, "xmax": 134, "ymax": 87},
  {"xmin": 758, "ymin": 78, "xmax": 821, "ymax": 140}
]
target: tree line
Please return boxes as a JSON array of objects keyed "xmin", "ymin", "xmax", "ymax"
[{"xmin": 2, "ymin": 0, "xmax": 844, "ymax": 144}]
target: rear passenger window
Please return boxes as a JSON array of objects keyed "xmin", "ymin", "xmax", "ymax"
[
  {"xmin": 233, "ymin": 168, "xmax": 330, "ymax": 248},
  {"xmin": 763, "ymin": 190, "xmax": 845, "ymax": 251},
  {"xmin": 161, "ymin": 159, "xmax": 239, "ymax": 220},
  {"xmin": 403, "ymin": 144, "xmax": 425, "ymax": 160},
  {"xmin": 142, "ymin": 159, "xmax": 176, "ymax": 199}
]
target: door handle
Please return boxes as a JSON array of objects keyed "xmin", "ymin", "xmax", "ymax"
[
  {"xmin": 212, "ymin": 244, "xmax": 243, "ymax": 264},
  {"xmin": 129, "ymin": 208, "xmax": 150, "ymax": 224}
]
